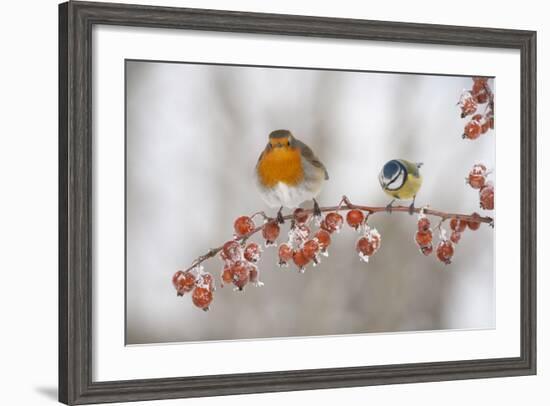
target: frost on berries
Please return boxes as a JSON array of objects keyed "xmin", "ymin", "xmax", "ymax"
[
  {"xmin": 176, "ymin": 194, "xmax": 492, "ymax": 310},
  {"xmin": 458, "ymin": 78, "xmax": 494, "ymax": 140},
  {"xmin": 355, "ymin": 226, "xmax": 381, "ymax": 263},
  {"xmin": 465, "ymin": 164, "xmax": 494, "ymax": 211}
]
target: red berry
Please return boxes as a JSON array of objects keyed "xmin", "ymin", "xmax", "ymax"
[
  {"xmin": 244, "ymin": 242, "xmax": 262, "ymax": 263},
  {"xmin": 192, "ymin": 286, "xmax": 213, "ymax": 310},
  {"xmin": 231, "ymin": 261, "xmax": 250, "ymax": 290},
  {"xmin": 314, "ymin": 229, "xmax": 331, "ymax": 251},
  {"xmin": 222, "ymin": 240, "xmax": 242, "ymax": 262},
  {"xmin": 475, "ymin": 90, "xmax": 489, "ymax": 104},
  {"xmin": 197, "ymin": 272, "xmax": 214, "ymax": 290},
  {"xmin": 234, "ymin": 216, "xmax": 255, "ymax": 237},
  {"xmin": 450, "ymin": 217, "xmax": 467, "ymax": 232},
  {"xmin": 356, "ymin": 237, "xmax": 375, "ymax": 257},
  {"xmin": 221, "ymin": 265, "xmax": 234, "ymax": 285},
  {"xmin": 460, "ymin": 94, "xmax": 478, "ymax": 118},
  {"xmin": 415, "ymin": 230, "xmax": 433, "ymax": 247},
  {"xmin": 480, "ymin": 183, "xmax": 494, "ymax": 210},
  {"xmin": 293, "ymin": 249, "xmax": 310, "ymax": 271},
  {"xmin": 467, "ymin": 164, "xmax": 487, "ymax": 189},
  {"xmin": 417, "ymin": 217, "xmax": 431, "ymax": 232},
  {"xmin": 172, "ymin": 270, "xmax": 184, "ymax": 289},
  {"xmin": 346, "ymin": 209, "xmax": 365, "ymax": 229},
  {"xmin": 450, "ymin": 231, "xmax": 462, "ymax": 244},
  {"xmin": 472, "ymin": 77, "xmax": 488, "ymax": 94},
  {"xmin": 467, "ymin": 212, "xmax": 482, "ymax": 231},
  {"xmin": 302, "ymin": 239, "xmax": 320, "ymax": 260},
  {"xmin": 262, "ymin": 221, "xmax": 280, "ymax": 245},
  {"xmin": 322, "ymin": 212, "xmax": 344, "ymax": 233},
  {"xmin": 420, "ymin": 244, "xmax": 433, "ymax": 256},
  {"xmin": 464, "ymin": 120, "xmax": 482, "ymax": 140},
  {"xmin": 173, "ymin": 271, "xmax": 196, "ymax": 296},
  {"xmin": 293, "ymin": 208, "xmax": 309, "ymax": 224},
  {"xmin": 278, "ymin": 243, "xmax": 293, "ymax": 266},
  {"xmin": 436, "ymin": 240, "xmax": 455, "ymax": 265}
]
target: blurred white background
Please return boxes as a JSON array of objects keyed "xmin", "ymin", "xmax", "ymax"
[{"xmin": 126, "ymin": 61, "xmax": 495, "ymax": 344}]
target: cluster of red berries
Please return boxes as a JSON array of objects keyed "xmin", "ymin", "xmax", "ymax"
[
  {"xmin": 172, "ymin": 269, "xmax": 215, "ymax": 311},
  {"xmin": 414, "ymin": 212, "xmax": 481, "ymax": 265},
  {"xmin": 459, "ymin": 77, "xmax": 494, "ymax": 140},
  {"xmin": 466, "ymin": 164, "xmax": 494, "ymax": 210}
]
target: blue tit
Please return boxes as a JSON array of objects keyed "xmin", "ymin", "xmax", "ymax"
[{"xmin": 379, "ymin": 159, "xmax": 423, "ymax": 214}]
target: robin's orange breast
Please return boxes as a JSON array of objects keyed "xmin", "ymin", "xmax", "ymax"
[{"xmin": 257, "ymin": 147, "xmax": 304, "ymax": 188}]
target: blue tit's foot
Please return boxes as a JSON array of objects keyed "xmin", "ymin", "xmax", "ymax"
[
  {"xmin": 408, "ymin": 196, "xmax": 417, "ymax": 215},
  {"xmin": 385, "ymin": 199, "xmax": 395, "ymax": 213},
  {"xmin": 277, "ymin": 206, "xmax": 285, "ymax": 224},
  {"xmin": 313, "ymin": 199, "xmax": 322, "ymax": 218}
]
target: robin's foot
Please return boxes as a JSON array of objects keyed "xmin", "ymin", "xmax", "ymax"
[
  {"xmin": 385, "ymin": 199, "xmax": 395, "ymax": 213},
  {"xmin": 313, "ymin": 199, "xmax": 322, "ymax": 218},
  {"xmin": 277, "ymin": 206, "xmax": 285, "ymax": 224}
]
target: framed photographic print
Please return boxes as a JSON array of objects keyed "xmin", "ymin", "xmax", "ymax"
[{"xmin": 59, "ymin": 1, "xmax": 536, "ymax": 404}]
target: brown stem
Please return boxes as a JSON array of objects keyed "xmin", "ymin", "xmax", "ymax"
[{"xmin": 182, "ymin": 196, "xmax": 493, "ymax": 273}]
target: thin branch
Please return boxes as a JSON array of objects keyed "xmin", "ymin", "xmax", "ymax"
[{"xmin": 182, "ymin": 196, "xmax": 493, "ymax": 273}]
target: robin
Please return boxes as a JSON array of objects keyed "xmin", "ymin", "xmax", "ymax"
[
  {"xmin": 378, "ymin": 159, "xmax": 423, "ymax": 214},
  {"xmin": 255, "ymin": 129, "xmax": 329, "ymax": 222}
]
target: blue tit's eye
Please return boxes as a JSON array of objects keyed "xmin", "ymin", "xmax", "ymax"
[{"xmin": 383, "ymin": 161, "xmax": 400, "ymax": 180}]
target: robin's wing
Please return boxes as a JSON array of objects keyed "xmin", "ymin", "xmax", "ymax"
[{"xmin": 295, "ymin": 139, "xmax": 329, "ymax": 180}]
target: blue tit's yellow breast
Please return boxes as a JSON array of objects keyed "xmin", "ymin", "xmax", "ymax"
[
  {"xmin": 384, "ymin": 173, "xmax": 423, "ymax": 200},
  {"xmin": 257, "ymin": 147, "xmax": 304, "ymax": 188}
]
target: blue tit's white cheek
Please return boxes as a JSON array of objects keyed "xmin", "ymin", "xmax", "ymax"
[{"xmin": 386, "ymin": 171, "xmax": 405, "ymax": 191}]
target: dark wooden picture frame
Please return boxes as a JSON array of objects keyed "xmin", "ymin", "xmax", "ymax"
[{"xmin": 59, "ymin": 1, "xmax": 537, "ymax": 404}]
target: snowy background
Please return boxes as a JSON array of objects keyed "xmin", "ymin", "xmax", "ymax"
[{"xmin": 125, "ymin": 60, "xmax": 495, "ymax": 344}]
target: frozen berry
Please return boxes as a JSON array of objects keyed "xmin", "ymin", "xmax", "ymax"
[
  {"xmin": 278, "ymin": 243, "xmax": 293, "ymax": 266},
  {"xmin": 480, "ymin": 184, "xmax": 494, "ymax": 210},
  {"xmin": 173, "ymin": 271, "xmax": 196, "ymax": 296},
  {"xmin": 464, "ymin": 120, "xmax": 482, "ymax": 140},
  {"xmin": 450, "ymin": 231, "xmax": 462, "ymax": 244},
  {"xmin": 231, "ymin": 261, "xmax": 250, "ymax": 290},
  {"xmin": 197, "ymin": 272, "xmax": 214, "ymax": 290},
  {"xmin": 356, "ymin": 237, "xmax": 375, "ymax": 257},
  {"xmin": 222, "ymin": 240, "xmax": 242, "ymax": 262},
  {"xmin": 420, "ymin": 244, "xmax": 433, "ymax": 256},
  {"xmin": 314, "ymin": 229, "xmax": 331, "ymax": 251},
  {"xmin": 244, "ymin": 242, "xmax": 262, "ymax": 263},
  {"xmin": 417, "ymin": 217, "xmax": 431, "ymax": 232},
  {"xmin": 234, "ymin": 216, "xmax": 255, "ymax": 237},
  {"xmin": 436, "ymin": 240, "xmax": 455, "ymax": 265},
  {"xmin": 460, "ymin": 94, "xmax": 478, "ymax": 118},
  {"xmin": 346, "ymin": 209, "xmax": 365, "ymax": 230},
  {"xmin": 322, "ymin": 212, "xmax": 344, "ymax": 233},
  {"xmin": 467, "ymin": 212, "xmax": 482, "ymax": 231},
  {"xmin": 293, "ymin": 208, "xmax": 309, "ymax": 224},
  {"xmin": 262, "ymin": 221, "xmax": 280, "ymax": 245},
  {"xmin": 221, "ymin": 265, "xmax": 234, "ymax": 285},
  {"xmin": 450, "ymin": 217, "xmax": 467, "ymax": 232},
  {"xmin": 472, "ymin": 77, "xmax": 488, "ymax": 95},
  {"xmin": 415, "ymin": 230, "xmax": 433, "ymax": 247},
  {"xmin": 293, "ymin": 249, "xmax": 310, "ymax": 271},
  {"xmin": 302, "ymin": 239, "xmax": 320, "ymax": 260},
  {"xmin": 467, "ymin": 164, "xmax": 487, "ymax": 189},
  {"xmin": 475, "ymin": 90, "xmax": 489, "ymax": 103},
  {"xmin": 192, "ymin": 286, "xmax": 213, "ymax": 310}
]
